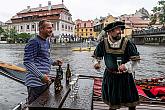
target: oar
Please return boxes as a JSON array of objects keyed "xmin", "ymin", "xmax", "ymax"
[
  {"xmin": 0, "ymin": 70, "xmax": 25, "ymax": 84},
  {"xmin": 79, "ymin": 74, "xmax": 103, "ymax": 79},
  {"xmin": 0, "ymin": 61, "xmax": 27, "ymax": 73}
]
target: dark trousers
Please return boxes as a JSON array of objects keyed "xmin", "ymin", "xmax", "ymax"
[{"xmin": 27, "ymin": 85, "xmax": 48, "ymax": 104}]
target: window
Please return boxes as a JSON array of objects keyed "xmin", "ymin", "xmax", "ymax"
[
  {"xmin": 68, "ymin": 17, "xmax": 70, "ymax": 21},
  {"xmin": 82, "ymin": 29, "xmax": 83, "ymax": 32},
  {"xmin": 32, "ymin": 25, "xmax": 35, "ymax": 29},
  {"xmin": 84, "ymin": 23, "xmax": 86, "ymax": 27},
  {"xmin": 27, "ymin": 25, "xmax": 29, "ymax": 29},
  {"xmin": 77, "ymin": 23, "xmax": 81, "ymax": 28},
  {"xmin": 62, "ymin": 24, "xmax": 64, "ymax": 28},
  {"xmin": 90, "ymin": 29, "xmax": 92, "ymax": 31},
  {"xmin": 65, "ymin": 25, "xmax": 67, "ymax": 29},
  {"xmin": 21, "ymin": 26, "xmax": 23, "ymax": 30},
  {"xmin": 86, "ymin": 29, "xmax": 88, "ymax": 31}
]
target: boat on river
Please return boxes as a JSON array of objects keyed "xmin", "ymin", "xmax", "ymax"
[
  {"xmin": 72, "ymin": 47, "xmax": 95, "ymax": 51},
  {"xmin": 0, "ymin": 61, "xmax": 26, "ymax": 84},
  {"xmin": 1, "ymin": 62, "xmax": 165, "ymax": 110},
  {"xmin": 72, "ymin": 41, "xmax": 95, "ymax": 51},
  {"xmin": 93, "ymin": 77, "xmax": 165, "ymax": 104}
]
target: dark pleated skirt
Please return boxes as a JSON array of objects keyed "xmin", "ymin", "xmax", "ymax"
[{"xmin": 102, "ymin": 70, "xmax": 139, "ymax": 109}]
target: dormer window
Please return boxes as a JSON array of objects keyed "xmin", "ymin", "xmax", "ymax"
[{"xmin": 84, "ymin": 23, "xmax": 86, "ymax": 27}]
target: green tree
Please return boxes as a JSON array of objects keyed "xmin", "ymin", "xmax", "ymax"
[
  {"xmin": 3, "ymin": 29, "xmax": 10, "ymax": 38},
  {"xmin": 10, "ymin": 28, "xmax": 18, "ymax": 41},
  {"xmin": 0, "ymin": 27, "xmax": 4, "ymax": 35},
  {"xmin": 3, "ymin": 28, "xmax": 18, "ymax": 43},
  {"xmin": 17, "ymin": 33, "xmax": 32, "ymax": 43},
  {"xmin": 151, "ymin": 0, "xmax": 165, "ymax": 25}
]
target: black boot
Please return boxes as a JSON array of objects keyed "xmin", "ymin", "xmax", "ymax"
[
  {"xmin": 109, "ymin": 108, "xmax": 116, "ymax": 110},
  {"xmin": 129, "ymin": 106, "xmax": 136, "ymax": 110}
]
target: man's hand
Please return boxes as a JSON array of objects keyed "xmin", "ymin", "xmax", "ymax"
[
  {"xmin": 94, "ymin": 63, "xmax": 101, "ymax": 70},
  {"xmin": 56, "ymin": 60, "xmax": 63, "ymax": 66},
  {"xmin": 53, "ymin": 60, "xmax": 63, "ymax": 66},
  {"xmin": 118, "ymin": 64, "xmax": 127, "ymax": 73},
  {"xmin": 41, "ymin": 74, "xmax": 51, "ymax": 85}
]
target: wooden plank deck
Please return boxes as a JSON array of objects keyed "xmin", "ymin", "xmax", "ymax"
[
  {"xmin": 27, "ymin": 78, "xmax": 94, "ymax": 110},
  {"xmin": 62, "ymin": 78, "xmax": 94, "ymax": 109},
  {"xmin": 93, "ymin": 101, "xmax": 165, "ymax": 110}
]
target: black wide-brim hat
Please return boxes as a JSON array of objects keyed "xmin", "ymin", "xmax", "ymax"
[{"xmin": 103, "ymin": 21, "xmax": 125, "ymax": 32}]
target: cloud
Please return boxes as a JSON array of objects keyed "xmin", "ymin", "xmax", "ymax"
[{"xmin": 0, "ymin": 0, "xmax": 160, "ymax": 22}]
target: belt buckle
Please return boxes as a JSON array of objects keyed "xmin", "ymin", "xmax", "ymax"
[
  {"xmin": 117, "ymin": 71, "xmax": 127, "ymax": 74},
  {"xmin": 116, "ymin": 71, "xmax": 121, "ymax": 74}
]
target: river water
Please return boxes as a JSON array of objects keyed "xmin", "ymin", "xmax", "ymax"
[{"xmin": 0, "ymin": 43, "xmax": 165, "ymax": 110}]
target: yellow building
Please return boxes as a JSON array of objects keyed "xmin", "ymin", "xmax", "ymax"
[
  {"xmin": 74, "ymin": 19, "xmax": 97, "ymax": 39},
  {"xmin": 93, "ymin": 15, "xmax": 117, "ymax": 37},
  {"xmin": 123, "ymin": 25, "xmax": 132, "ymax": 38},
  {"xmin": 94, "ymin": 14, "xmax": 134, "ymax": 38},
  {"xmin": 102, "ymin": 15, "xmax": 117, "ymax": 27},
  {"xmin": 94, "ymin": 15, "xmax": 117, "ymax": 28}
]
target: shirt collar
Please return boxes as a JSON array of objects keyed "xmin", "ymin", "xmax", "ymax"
[{"xmin": 107, "ymin": 36, "xmax": 122, "ymax": 48}]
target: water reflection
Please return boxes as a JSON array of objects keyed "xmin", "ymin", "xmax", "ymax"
[{"xmin": 0, "ymin": 43, "xmax": 165, "ymax": 109}]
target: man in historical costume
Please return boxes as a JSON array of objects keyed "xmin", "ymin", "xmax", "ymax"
[{"xmin": 93, "ymin": 21, "xmax": 141, "ymax": 110}]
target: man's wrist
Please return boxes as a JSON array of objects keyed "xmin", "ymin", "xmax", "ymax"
[
  {"xmin": 41, "ymin": 74, "xmax": 49, "ymax": 82},
  {"xmin": 93, "ymin": 59, "xmax": 100, "ymax": 65},
  {"xmin": 40, "ymin": 74, "xmax": 45, "ymax": 81}
]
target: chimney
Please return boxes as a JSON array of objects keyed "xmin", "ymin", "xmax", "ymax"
[
  {"xmin": 48, "ymin": 1, "xmax": 51, "ymax": 10},
  {"xmin": 48, "ymin": 1, "xmax": 51, "ymax": 6},
  {"xmin": 39, "ymin": 4, "xmax": 42, "ymax": 8},
  {"xmin": 27, "ymin": 6, "xmax": 30, "ymax": 9}
]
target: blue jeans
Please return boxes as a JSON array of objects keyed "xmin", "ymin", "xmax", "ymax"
[{"xmin": 27, "ymin": 85, "xmax": 48, "ymax": 104}]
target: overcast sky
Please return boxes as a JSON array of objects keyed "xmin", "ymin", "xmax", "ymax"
[{"xmin": 0, "ymin": 0, "xmax": 160, "ymax": 22}]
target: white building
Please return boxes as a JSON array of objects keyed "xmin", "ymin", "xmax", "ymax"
[{"xmin": 4, "ymin": 1, "xmax": 75, "ymax": 42}]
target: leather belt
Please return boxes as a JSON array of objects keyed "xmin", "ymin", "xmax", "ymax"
[{"xmin": 106, "ymin": 68, "xmax": 124, "ymax": 74}]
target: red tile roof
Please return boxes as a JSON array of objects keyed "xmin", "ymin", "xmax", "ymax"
[{"xmin": 18, "ymin": 4, "xmax": 68, "ymax": 14}]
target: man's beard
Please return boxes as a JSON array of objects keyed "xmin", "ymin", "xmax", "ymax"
[
  {"xmin": 46, "ymin": 32, "xmax": 52, "ymax": 37},
  {"xmin": 112, "ymin": 35, "xmax": 121, "ymax": 41}
]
